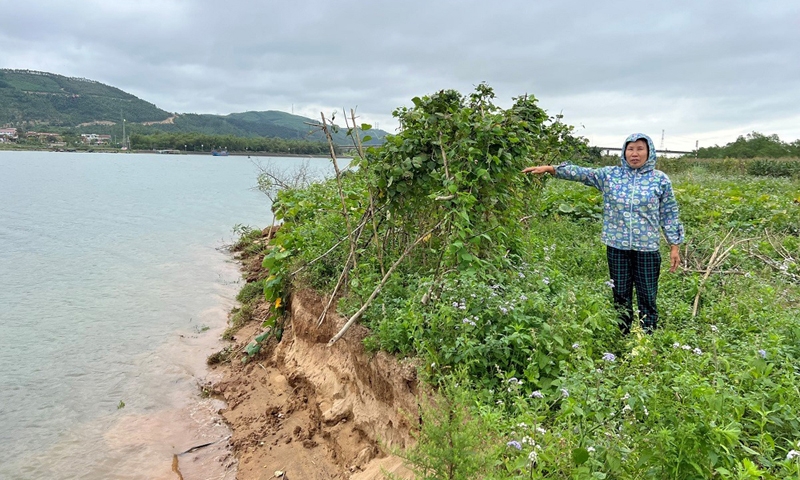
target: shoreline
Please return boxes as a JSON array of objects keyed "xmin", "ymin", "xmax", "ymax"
[{"xmin": 0, "ymin": 146, "xmax": 337, "ymax": 158}]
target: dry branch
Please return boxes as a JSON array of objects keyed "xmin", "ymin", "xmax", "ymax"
[
  {"xmin": 691, "ymin": 230, "xmax": 755, "ymax": 317},
  {"xmin": 327, "ymin": 219, "xmax": 446, "ymax": 346}
]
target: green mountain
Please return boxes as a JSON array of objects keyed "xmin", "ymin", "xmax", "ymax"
[
  {"xmin": 0, "ymin": 69, "xmax": 389, "ymax": 144},
  {"xmin": 0, "ymin": 69, "xmax": 170, "ymax": 125}
]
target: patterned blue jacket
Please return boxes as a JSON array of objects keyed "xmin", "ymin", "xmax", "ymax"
[{"xmin": 554, "ymin": 133, "xmax": 685, "ymax": 252}]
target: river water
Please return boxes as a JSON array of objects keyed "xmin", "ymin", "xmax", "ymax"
[{"xmin": 0, "ymin": 151, "xmax": 332, "ymax": 479}]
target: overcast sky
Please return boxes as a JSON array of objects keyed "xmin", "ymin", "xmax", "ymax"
[{"xmin": 1, "ymin": 0, "xmax": 798, "ymax": 151}]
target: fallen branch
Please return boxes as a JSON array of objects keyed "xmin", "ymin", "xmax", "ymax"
[
  {"xmin": 328, "ymin": 219, "xmax": 446, "ymax": 346},
  {"xmin": 291, "ymin": 209, "xmax": 378, "ymax": 277},
  {"xmin": 692, "ymin": 230, "xmax": 755, "ymax": 317}
]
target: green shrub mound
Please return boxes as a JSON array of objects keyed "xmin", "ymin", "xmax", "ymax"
[{"xmin": 249, "ymin": 85, "xmax": 800, "ymax": 479}]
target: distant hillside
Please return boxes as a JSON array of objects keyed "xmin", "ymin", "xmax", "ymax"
[
  {"xmin": 0, "ymin": 69, "xmax": 170, "ymax": 125},
  {"xmin": 0, "ymin": 69, "xmax": 389, "ymax": 144}
]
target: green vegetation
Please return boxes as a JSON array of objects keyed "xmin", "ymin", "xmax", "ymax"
[
  {"xmin": 695, "ymin": 132, "xmax": 800, "ymax": 159},
  {"xmin": 236, "ymin": 85, "xmax": 800, "ymax": 479},
  {"xmin": 0, "ymin": 69, "xmax": 169, "ymax": 125}
]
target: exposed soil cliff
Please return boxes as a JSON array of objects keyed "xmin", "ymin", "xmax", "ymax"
[{"xmin": 208, "ymin": 231, "xmax": 419, "ymax": 479}]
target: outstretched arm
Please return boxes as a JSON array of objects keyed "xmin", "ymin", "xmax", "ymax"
[
  {"xmin": 522, "ymin": 165, "xmax": 556, "ymax": 175},
  {"xmin": 524, "ymin": 163, "xmax": 606, "ymax": 190}
]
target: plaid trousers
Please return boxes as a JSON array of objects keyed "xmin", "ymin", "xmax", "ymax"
[{"xmin": 606, "ymin": 246, "xmax": 661, "ymax": 334}]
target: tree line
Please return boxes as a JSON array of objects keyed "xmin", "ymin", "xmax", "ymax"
[
  {"xmin": 695, "ymin": 132, "xmax": 800, "ymax": 159},
  {"xmin": 128, "ymin": 132, "xmax": 334, "ymax": 155}
]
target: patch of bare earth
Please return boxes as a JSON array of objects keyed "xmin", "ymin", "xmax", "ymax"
[
  {"xmin": 143, "ymin": 115, "xmax": 179, "ymax": 125},
  {"xmin": 208, "ymin": 288, "xmax": 418, "ymax": 480}
]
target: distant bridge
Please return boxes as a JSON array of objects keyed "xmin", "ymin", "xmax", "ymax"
[{"xmin": 597, "ymin": 147, "xmax": 694, "ymax": 156}]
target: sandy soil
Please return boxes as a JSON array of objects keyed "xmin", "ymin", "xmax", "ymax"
[{"xmin": 207, "ymin": 240, "xmax": 419, "ymax": 479}]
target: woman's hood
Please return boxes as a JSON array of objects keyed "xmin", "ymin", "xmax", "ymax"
[{"xmin": 620, "ymin": 133, "xmax": 657, "ymax": 173}]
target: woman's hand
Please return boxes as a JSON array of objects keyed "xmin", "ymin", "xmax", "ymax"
[
  {"xmin": 669, "ymin": 245, "xmax": 681, "ymax": 273},
  {"xmin": 522, "ymin": 165, "xmax": 555, "ymax": 175}
]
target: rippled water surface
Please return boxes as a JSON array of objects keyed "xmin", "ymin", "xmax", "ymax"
[{"xmin": 0, "ymin": 151, "xmax": 330, "ymax": 479}]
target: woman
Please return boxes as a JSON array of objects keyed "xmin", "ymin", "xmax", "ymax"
[{"xmin": 522, "ymin": 133, "xmax": 684, "ymax": 334}]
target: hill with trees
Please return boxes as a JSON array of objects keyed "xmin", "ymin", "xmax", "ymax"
[{"xmin": 0, "ymin": 69, "xmax": 388, "ymax": 146}]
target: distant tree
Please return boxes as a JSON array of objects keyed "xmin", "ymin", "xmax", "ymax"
[{"xmin": 695, "ymin": 132, "xmax": 796, "ymax": 159}]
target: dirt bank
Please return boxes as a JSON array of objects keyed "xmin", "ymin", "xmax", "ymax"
[{"xmin": 207, "ymin": 235, "xmax": 419, "ymax": 479}]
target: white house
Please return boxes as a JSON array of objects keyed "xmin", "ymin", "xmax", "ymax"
[{"xmin": 0, "ymin": 128, "xmax": 18, "ymax": 142}]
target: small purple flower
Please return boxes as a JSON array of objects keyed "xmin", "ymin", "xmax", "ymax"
[
  {"xmin": 605, "ymin": 279, "xmax": 615, "ymax": 288},
  {"xmin": 561, "ymin": 388, "xmax": 569, "ymax": 398},
  {"xmin": 530, "ymin": 390, "xmax": 544, "ymax": 399},
  {"xmin": 542, "ymin": 277, "xmax": 551, "ymax": 285},
  {"xmin": 499, "ymin": 306, "xmax": 508, "ymax": 315},
  {"xmin": 462, "ymin": 318, "xmax": 476, "ymax": 327},
  {"xmin": 693, "ymin": 347, "xmax": 703, "ymax": 355},
  {"xmin": 519, "ymin": 294, "xmax": 528, "ymax": 301},
  {"xmin": 787, "ymin": 450, "xmax": 800, "ymax": 460},
  {"xmin": 572, "ymin": 343, "xmax": 580, "ymax": 350},
  {"xmin": 507, "ymin": 440, "xmax": 522, "ymax": 450},
  {"xmin": 602, "ymin": 352, "xmax": 616, "ymax": 362},
  {"xmin": 758, "ymin": 349, "xmax": 767, "ymax": 359}
]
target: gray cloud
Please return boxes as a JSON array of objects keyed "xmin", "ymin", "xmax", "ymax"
[{"xmin": 2, "ymin": 0, "xmax": 798, "ymax": 150}]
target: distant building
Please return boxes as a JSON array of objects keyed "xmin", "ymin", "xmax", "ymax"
[
  {"xmin": 0, "ymin": 127, "xmax": 18, "ymax": 142},
  {"xmin": 80, "ymin": 133, "xmax": 112, "ymax": 145}
]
